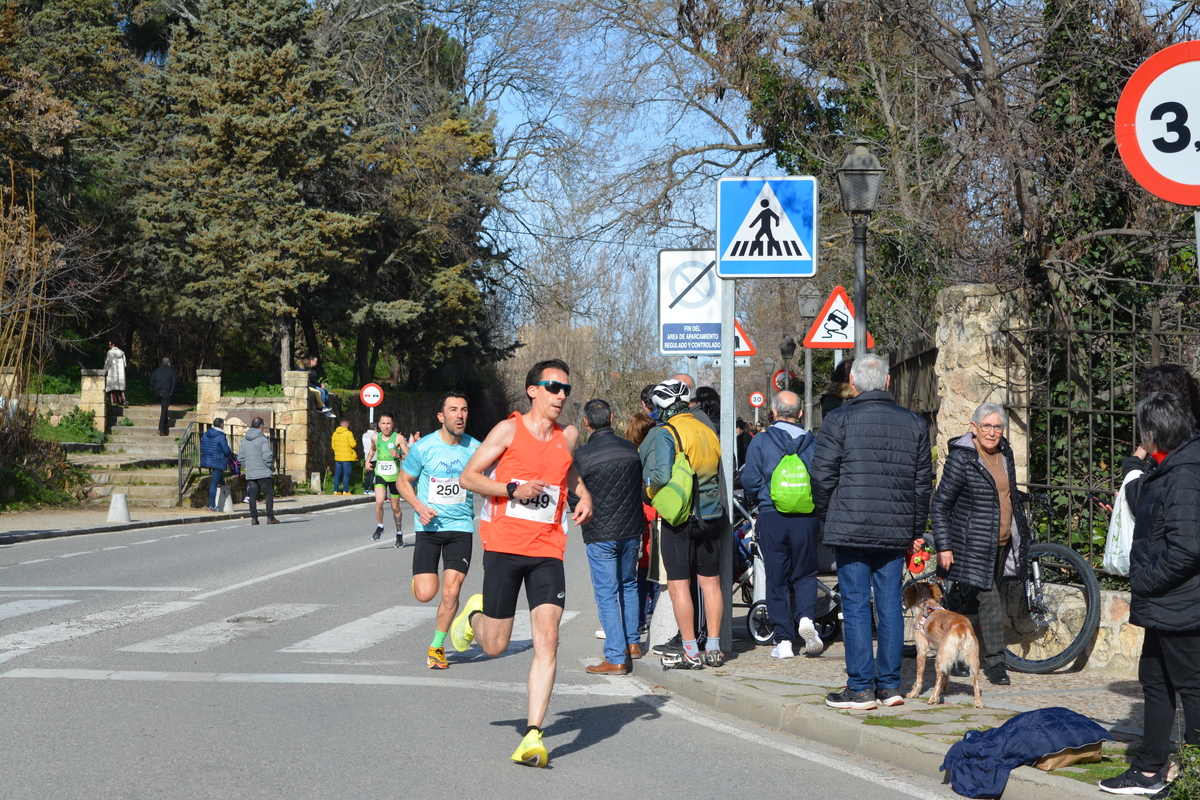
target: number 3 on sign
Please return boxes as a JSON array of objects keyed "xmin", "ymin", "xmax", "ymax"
[{"xmin": 1115, "ymin": 41, "xmax": 1200, "ymax": 206}]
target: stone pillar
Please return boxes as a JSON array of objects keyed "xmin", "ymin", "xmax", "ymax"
[
  {"xmin": 282, "ymin": 370, "xmax": 310, "ymax": 482},
  {"xmin": 80, "ymin": 369, "xmax": 108, "ymax": 432},
  {"xmin": 196, "ymin": 369, "xmax": 222, "ymax": 424},
  {"xmin": 934, "ymin": 284, "xmax": 1029, "ymax": 483}
]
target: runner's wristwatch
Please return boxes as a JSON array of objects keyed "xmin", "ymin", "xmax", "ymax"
[{"xmin": 506, "ymin": 481, "xmax": 519, "ymax": 499}]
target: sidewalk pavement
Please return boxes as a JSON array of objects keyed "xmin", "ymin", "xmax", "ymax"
[
  {"xmin": 647, "ymin": 629, "xmax": 1142, "ymax": 800},
  {"xmin": 0, "ymin": 493, "xmax": 375, "ymax": 545}
]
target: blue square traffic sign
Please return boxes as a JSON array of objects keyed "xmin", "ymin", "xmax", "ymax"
[{"xmin": 716, "ymin": 177, "xmax": 818, "ymax": 278}]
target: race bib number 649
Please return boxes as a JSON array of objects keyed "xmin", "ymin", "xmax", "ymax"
[{"xmin": 506, "ymin": 482, "xmax": 560, "ymax": 524}]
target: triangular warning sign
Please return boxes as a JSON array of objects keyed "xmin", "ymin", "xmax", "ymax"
[
  {"xmin": 721, "ymin": 183, "xmax": 812, "ymax": 262},
  {"xmin": 734, "ymin": 319, "xmax": 757, "ymax": 356},
  {"xmin": 802, "ymin": 286, "xmax": 875, "ymax": 349}
]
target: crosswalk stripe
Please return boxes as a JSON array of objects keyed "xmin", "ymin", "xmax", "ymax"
[
  {"xmin": 0, "ymin": 601, "xmax": 200, "ymax": 651},
  {"xmin": 1, "ymin": 668, "xmax": 640, "ymax": 695},
  {"xmin": 279, "ymin": 605, "xmax": 436, "ymax": 653},
  {"xmin": 121, "ymin": 604, "xmax": 327, "ymax": 654},
  {"xmin": 0, "ymin": 599, "xmax": 78, "ymax": 621},
  {"xmin": 501, "ymin": 610, "xmax": 579, "ymax": 655}
]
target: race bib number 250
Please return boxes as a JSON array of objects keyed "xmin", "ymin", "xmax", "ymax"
[{"xmin": 429, "ymin": 476, "xmax": 466, "ymax": 505}]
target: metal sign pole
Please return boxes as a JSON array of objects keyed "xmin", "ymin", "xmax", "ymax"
[
  {"xmin": 1195, "ymin": 209, "xmax": 1199, "ymax": 286},
  {"xmin": 719, "ymin": 277, "xmax": 736, "ymax": 653}
]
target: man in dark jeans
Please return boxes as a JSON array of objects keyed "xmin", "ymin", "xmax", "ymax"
[
  {"xmin": 150, "ymin": 358, "xmax": 176, "ymax": 436},
  {"xmin": 811, "ymin": 354, "xmax": 932, "ymax": 711},
  {"xmin": 238, "ymin": 417, "xmax": 279, "ymax": 525},
  {"xmin": 573, "ymin": 399, "xmax": 646, "ymax": 674}
]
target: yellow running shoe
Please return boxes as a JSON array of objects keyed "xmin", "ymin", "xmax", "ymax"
[
  {"xmin": 511, "ymin": 728, "xmax": 548, "ymax": 768},
  {"xmin": 450, "ymin": 593, "xmax": 483, "ymax": 652},
  {"xmin": 427, "ymin": 646, "xmax": 448, "ymax": 670}
]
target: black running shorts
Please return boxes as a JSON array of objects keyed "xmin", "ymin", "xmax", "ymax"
[
  {"xmin": 412, "ymin": 530, "xmax": 473, "ymax": 576},
  {"xmin": 373, "ymin": 475, "xmax": 397, "ymax": 494},
  {"xmin": 481, "ymin": 551, "xmax": 566, "ymax": 619},
  {"xmin": 660, "ymin": 520, "xmax": 720, "ymax": 580}
]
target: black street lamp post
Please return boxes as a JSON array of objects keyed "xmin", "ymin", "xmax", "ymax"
[{"xmin": 835, "ymin": 139, "xmax": 885, "ymax": 359}]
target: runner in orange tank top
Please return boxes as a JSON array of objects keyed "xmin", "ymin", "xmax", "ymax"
[{"xmin": 452, "ymin": 359, "xmax": 593, "ymax": 768}]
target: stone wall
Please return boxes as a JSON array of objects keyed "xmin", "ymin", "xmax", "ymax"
[
  {"xmin": 19, "ymin": 394, "xmax": 78, "ymax": 422},
  {"xmin": 80, "ymin": 369, "xmax": 108, "ymax": 432},
  {"xmin": 934, "ymin": 284, "xmax": 1029, "ymax": 483},
  {"xmin": 1082, "ymin": 591, "xmax": 1143, "ymax": 675}
]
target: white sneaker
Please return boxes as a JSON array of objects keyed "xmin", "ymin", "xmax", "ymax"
[
  {"xmin": 594, "ymin": 629, "xmax": 606, "ymax": 639},
  {"xmin": 798, "ymin": 617, "xmax": 823, "ymax": 654},
  {"xmin": 770, "ymin": 640, "xmax": 794, "ymax": 659}
]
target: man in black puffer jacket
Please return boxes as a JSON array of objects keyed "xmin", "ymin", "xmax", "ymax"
[
  {"xmin": 1099, "ymin": 392, "xmax": 1200, "ymax": 797},
  {"xmin": 810, "ymin": 354, "xmax": 933, "ymax": 711},
  {"xmin": 573, "ymin": 399, "xmax": 646, "ymax": 675}
]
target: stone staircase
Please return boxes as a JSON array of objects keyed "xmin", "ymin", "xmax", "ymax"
[{"xmin": 69, "ymin": 405, "xmax": 195, "ymax": 508}]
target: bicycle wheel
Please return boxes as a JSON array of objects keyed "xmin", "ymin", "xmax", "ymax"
[
  {"xmin": 1004, "ymin": 542, "xmax": 1101, "ymax": 674},
  {"xmin": 747, "ymin": 599, "xmax": 773, "ymax": 645}
]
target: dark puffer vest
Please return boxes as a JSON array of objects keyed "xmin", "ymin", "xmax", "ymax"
[{"xmin": 929, "ymin": 433, "xmax": 1030, "ymax": 590}]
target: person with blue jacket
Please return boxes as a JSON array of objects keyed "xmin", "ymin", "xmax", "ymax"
[
  {"xmin": 200, "ymin": 418, "xmax": 233, "ymax": 512},
  {"xmin": 740, "ymin": 390, "xmax": 822, "ymax": 659}
]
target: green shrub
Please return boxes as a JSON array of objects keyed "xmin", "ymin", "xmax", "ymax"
[
  {"xmin": 27, "ymin": 373, "xmax": 81, "ymax": 394},
  {"xmin": 1168, "ymin": 745, "xmax": 1200, "ymax": 799},
  {"xmin": 35, "ymin": 407, "xmax": 105, "ymax": 444}
]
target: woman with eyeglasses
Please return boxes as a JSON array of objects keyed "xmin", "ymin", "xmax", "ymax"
[{"xmin": 928, "ymin": 402, "xmax": 1031, "ymax": 686}]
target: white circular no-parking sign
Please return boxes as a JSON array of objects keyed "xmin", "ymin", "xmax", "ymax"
[
  {"xmin": 1116, "ymin": 40, "xmax": 1200, "ymax": 206},
  {"xmin": 359, "ymin": 383, "xmax": 384, "ymax": 408}
]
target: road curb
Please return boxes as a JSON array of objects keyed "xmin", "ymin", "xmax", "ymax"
[
  {"xmin": 0, "ymin": 496, "xmax": 374, "ymax": 545},
  {"xmin": 652, "ymin": 667, "xmax": 1100, "ymax": 800}
]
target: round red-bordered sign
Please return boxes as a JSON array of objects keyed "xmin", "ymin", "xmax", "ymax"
[
  {"xmin": 749, "ymin": 391, "xmax": 766, "ymax": 408},
  {"xmin": 771, "ymin": 370, "xmax": 798, "ymax": 392},
  {"xmin": 359, "ymin": 383, "xmax": 384, "ymax": 408},
  {"xmin": 1115, "ymin": 40, "xmax": 1200, "ymax": 206}
]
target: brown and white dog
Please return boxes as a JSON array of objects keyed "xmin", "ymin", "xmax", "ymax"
[{"xmin": 903, "ymin": 581, "xmax": 983, "ymax": 708}]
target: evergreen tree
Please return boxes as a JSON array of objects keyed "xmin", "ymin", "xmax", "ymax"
[{"xmin": 128, "ymin": 0, "xmax": 367, "ymax": 375}]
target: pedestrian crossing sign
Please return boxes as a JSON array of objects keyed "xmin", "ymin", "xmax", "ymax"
[{"xmin": 716, "ymin": 176, "xmax": 818, "ymax": 278}]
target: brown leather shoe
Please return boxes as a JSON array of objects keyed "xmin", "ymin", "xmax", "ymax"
[
  {"xmin": 585, "ymin": 661, "xmax": 629, "ymax": 675},
  {"xmin": 628, "ymin": 644, "xmax": 643, "ymax": 660},
  {"xmin": 267, "ymin": 517, "xmax": 281, "ymax": 524}
]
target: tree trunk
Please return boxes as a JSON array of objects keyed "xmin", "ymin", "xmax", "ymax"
[
  {"xmin": 354, "ymin": 322, "xmax": 372, "ymax": 388},
  {"xmin": 298, "ymin": 310, "xmax": 319, "ymax": 361},
  {"xmin": 275, "ymin": 312, "xmax": 294, "ymax": 381}
]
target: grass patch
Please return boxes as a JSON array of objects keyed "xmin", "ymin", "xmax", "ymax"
[
  {"xmin": 863, "ymin": 715, "xmax": 934, "ymax": 728},
  {"xmin": 35, "ymin": 408, "xmax": 105, "ymax": 444},
  {"xmin": 1051, "ymin": 752, "xmax": 1132, "ymax": 785}
]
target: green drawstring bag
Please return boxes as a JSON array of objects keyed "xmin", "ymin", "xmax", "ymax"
[{"xmin": 651, "ymin": 423, "xmax": 695, "ymax": 527}]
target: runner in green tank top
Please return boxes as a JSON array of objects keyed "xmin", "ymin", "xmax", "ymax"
[{"xmin": 368, "ymin": 413, "xmax": 409, "ymax": 547}]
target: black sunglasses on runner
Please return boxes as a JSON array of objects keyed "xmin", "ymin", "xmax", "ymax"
[{"xmin": 535, "ymin": 380, "xmax": 571, "ymax": 397}]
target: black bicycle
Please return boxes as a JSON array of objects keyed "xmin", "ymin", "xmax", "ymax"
[{"xmin": 902, "ymin": 495, "xmax": 1101, "ymax": 673}]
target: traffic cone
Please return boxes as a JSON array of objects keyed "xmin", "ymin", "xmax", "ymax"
[{"xmin": 107, "ymin": 492, "xmax": 131, "ymax": 523}]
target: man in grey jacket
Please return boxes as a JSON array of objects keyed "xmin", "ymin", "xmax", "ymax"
[{"xmin": 238, "ymin": 417, "xmax": 279, "ymax": 525}]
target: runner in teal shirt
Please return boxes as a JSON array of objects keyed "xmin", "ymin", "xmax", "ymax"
[{"xmin": 396, "ymin": 393, "xmax": 480, "ymax": 670}]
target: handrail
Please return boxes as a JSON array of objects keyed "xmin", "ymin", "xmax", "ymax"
[{"xmin": 177, "ymin": 421, "xmax": 198, "ymax": 506}]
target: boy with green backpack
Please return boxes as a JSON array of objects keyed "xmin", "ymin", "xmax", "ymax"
[{"xmin": 739, "ymin": 390, "xmax": 823, "ymax": 659}]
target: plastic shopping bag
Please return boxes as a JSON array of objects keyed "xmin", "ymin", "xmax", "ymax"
[{"xmin": 1102, "ymin": 470, "xmax": 1142, "ymax": 577}]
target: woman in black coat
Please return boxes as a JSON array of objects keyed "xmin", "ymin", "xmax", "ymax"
[
  {"xmin": 1099, "ymin": 392, "xmax": 1200, "ymax": 797},
  {"xmin": 929, "ymin": 402, "xmax": 1030, "ymax": 686}
]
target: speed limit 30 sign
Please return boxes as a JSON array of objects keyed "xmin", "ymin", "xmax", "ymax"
[
  {"xmin": 749, "ymin": 391, "xmax": 766, "ymax": 408},
  {"xmin": 1115, "ymin": 40, "xmax": 1200, "ymax": 206}
]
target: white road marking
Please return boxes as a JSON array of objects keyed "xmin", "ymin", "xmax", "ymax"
[
  {"xmin": 1, "ymin": 668, "xmax": 634, "ymax": 695},
  {"xmin": 0, "ymin": 601, "xmax": 200, "ymax": 651},
  {"xmin": 0, "ymin": 586, "xmax": 200, "ymax": 592},
  {"xmin": 102, "ymin": 547, "xmax": 127, "ymax": 551},
  {"xmin": 279, "ymin": 606, "xmax": 435, "ymax": 653},
  {"xmin": 189, "ymin": 543, "xmax": 378, "ymax": 600},
  {"xmin": 0, "ymin": 599, "xmax": 78, "ymax": 620},
  {"xmin": 221, "ymin": 526, "xmax": 241, "ymax": 530},
  {"xmin": 619, "ymin": 676, "xmax": 948, "ymax": 800},
  {"xmin": 130, "ymin": 539, "xmax": 160, "ymax": 545},
  {"xmin": 18, "ymin": 559, "xmax": 51, "ymax": 565},
  {"xmin": 0, "ymin": 649, "xmax": 31, "ymax": 663},
  {"xmin": 57, "ymin": 551, "xmax": 93, "ymax": 559},
  {"xmin": 197, "ymin": 530, "xmax": 218, "ymax": 534},
  {"xmin": 165, "ymin": 534, "xmax": 190, "ymax": 539},
  {"xmin": 122, "ymin": 604, "xmax": 327, "ymax": 653}
]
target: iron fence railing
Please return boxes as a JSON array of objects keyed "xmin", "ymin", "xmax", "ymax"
[{"xmin": 179, "ymin": 423, "xmax": 287, "ymax": 504}]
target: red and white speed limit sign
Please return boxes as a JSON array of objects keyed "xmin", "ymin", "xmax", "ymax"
[
  {"xmin": 1115, "ymin": 40, "xmax": 1200, "ymax": 205},
  {"xmin": 359, "ymin": 383, "xmax": 384, "ymax": 408},
  {"xmin": 749, "ymin": 391, "xmax": 765, "ymax": 408}
]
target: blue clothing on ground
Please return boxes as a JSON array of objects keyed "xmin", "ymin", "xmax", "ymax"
[
  {"xmin": 940, "ymin": 707, "xmax": 1112, "ymax": 798},
  {"xmin": 586, "ymin": 537, "xmax": 642, "ymax": 664},
  {"xmin": 836, "ymin": 546, "xmax": 905, "ymax": 693},
  {"xmin": 401, "ymin": 433, "xmax": 479, "ymax": 533}
]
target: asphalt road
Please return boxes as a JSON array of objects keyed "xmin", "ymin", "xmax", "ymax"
[{"xmin": 0, "ymin": 503, "xmax": 958, "ymax": 799}]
